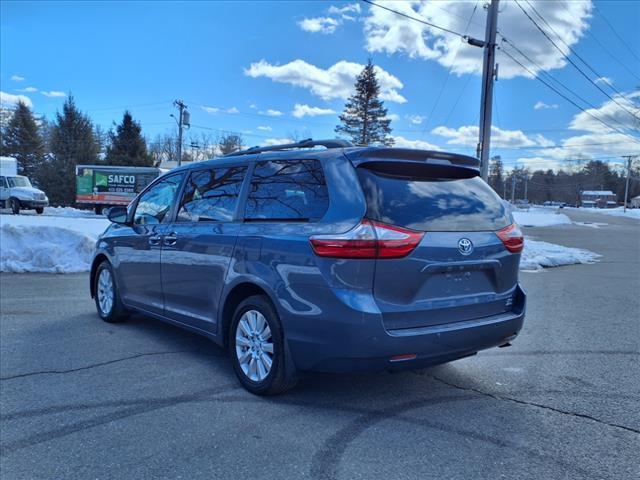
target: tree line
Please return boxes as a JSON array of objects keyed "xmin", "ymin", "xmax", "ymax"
[
  {"xmin": 0, "ymin": 97, "xmax": 248, "ymax": 206},
  {"xmin": 488, "ymin": 156, "xmax": 639, "ymax": 204}
]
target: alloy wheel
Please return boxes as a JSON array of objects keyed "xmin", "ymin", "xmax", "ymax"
[{"xmin": 235, "ymin": 309, "xmax": 274, "ymax": 382}]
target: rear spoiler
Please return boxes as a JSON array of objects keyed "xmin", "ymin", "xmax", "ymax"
[{"xmin": 344, "ymin": 148, "xmax": 480, "ymax": 178}]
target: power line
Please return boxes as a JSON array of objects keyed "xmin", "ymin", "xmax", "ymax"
[
  {"xmin": 500, "ymin": 47, "xmax": 640, "ymax": 145},
  {"xmin": 360, "ymin": 0, "xmax": 467, "ymax": 38},
  {"xmin": 514, "ymin": 0, "xmax": 639, "ymax": 120},
  {"xmin": 500, "ymin": 37, "xmax": 634, "ymax": 132},
  {"xmin": 523, "ymin": 0, "xmax": 638, "ymax": 100},
  {"xmin": 592, "ymin": 1, "xmax": 640, "ymax": 64}
]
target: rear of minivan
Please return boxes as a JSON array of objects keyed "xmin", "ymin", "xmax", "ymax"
[{"xmin": 295, "ymin": 148, "xmax": 525, "ymax": 372}]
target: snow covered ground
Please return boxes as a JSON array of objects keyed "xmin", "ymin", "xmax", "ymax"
[
  {"xmin": 0, "ymin": 213, "xmax": 109, "ymax": 273},
  {"xmin": 512, "ymin": 207, "xmax": 572, "ymax": 227},
  {"xmin": 566, "ymin": 206, "xmax": 640, "ymax": 220}
]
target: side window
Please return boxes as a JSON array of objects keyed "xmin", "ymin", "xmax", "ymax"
[
  {"xmin": 245, "ymin": 159, "xmax": 329, "ymax": 221},
  {"xmin": 177, "ymin": 166, "xmax": 247, "ymax": 222},
  {"xmin": 133, "ymin": 174, "xmax": 183, "ymax": 225},
  {"xmin": 0, "ymin": 176, "xmax": 7, "ymax": 188}
]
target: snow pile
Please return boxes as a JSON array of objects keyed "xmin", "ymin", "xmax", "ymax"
[
  {"xmin": 520, "ymin": 239, "xmax": 600, "ymax": 271},
  {"xmin": 0, "ymin": 214, "xmax": 109, "ymax": 273},
  {"xmin": 568, "ymin": 207, "xmax": 640, "ymax": 220},
  {"xmin": 512, "ymin": 208, "xmax": 572, "ymax": 227},
  {"xmin": 43, "ymin": 206, "xmax": 99, "ymax": 217}
]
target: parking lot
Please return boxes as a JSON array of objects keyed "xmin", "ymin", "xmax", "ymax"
[{"xmin": 1, "ymin": 210, "xmax": 638, "ymax": 479}]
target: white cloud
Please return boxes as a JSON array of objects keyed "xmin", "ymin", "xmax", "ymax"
[
  {"xmin": 259, "ymin": 108, "xmax": 283, "ymax": 117},
  {"xmin": 362, "ymin": 0, "xmax": 593, "ymax": 79},
  {"xmin": 569, "ymin": 90, "xmax": 639, "ymax": 133},
  {"xmin": 41, "ymin": 90, "xmax": 66, "ymax": 98},
  {"xmin": 386, "ymin": 113, "xmax": 400, "ymax": 122},
  {"xmin": 257, "ymin": 126, "xmax": 272, "ymax": 131},
  {"xmin": 392, "ymin": 136, "xmax": 440, "ymax": 150},
  {"xmin": 0, "ymin": 91, "xmax": 33, "ymax": 108},
  {"xmin": 534, "ymin": 101, "xmax": 558, "ymax": 110},
  {"xmin": 432, "ymin": 125, "xmax": 554, "ymax": 148},
  {"xmin": 406, "ymin": 114, "xmax": 425, "ymax": 125},
  {"xmin": 11, "ymin": 75, "xmax": 25, "ymax": 82},
  {"xmin": 298, "ymin": 17, "xmax": 340, "ymax": 34},
  {"xmin": 328, "ymin": 3, "xmax": 361, "ymax": 16},
  {"xmin": 17, "ymin": 86, "xmax": 38, "ymax": 93},
  {"xmin": 249, "ymin": 103, "xmax": 257, "ymax": 109},
  {"xmin": 594, "ymin": 76, "xmax": 613, "ymax": 86},
  {"xmin": 245, "ymin": 59, "xmax": 406, "ymax": 103},
  {"xmin": 262, "ymin": 138, "xmax": 294, "ymax": 146},
  {"xmin": 292, "ymin": 103, "xmax": 336, "ymax": 118},
  {"xmin": 201, "ymin": 105, "xmax": 239, "ymax": 115}
]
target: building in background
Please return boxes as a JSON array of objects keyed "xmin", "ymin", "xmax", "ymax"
[{"xmin": 580, "ymin": 190, "xmax": 617, "ymax": 208}]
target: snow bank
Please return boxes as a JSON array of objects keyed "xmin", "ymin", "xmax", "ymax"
[
  {"xmin": 567, "ymin": 207, "xmax": 640, "ymax": 220},
  {"xmin": 0, "ymin": 214, "xmax": 109, "ymax": 273},
  {"xmin": 512, "ymin": 208, "xmax": 572, "ymax": 227},
  {"xmin": 520, "ymin": 239, "xmax": 600, "ymax": 271}
]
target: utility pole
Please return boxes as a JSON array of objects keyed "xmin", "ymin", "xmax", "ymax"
[
  {"xmin": 622, "ymin": 155, "xmax": 635, "ymax": 212},
  {"xmin": 173, "ymin": 100, "xmax": 189, "ymax": 167},
  {"xmin": 477, "ymin": 0, "xmax": 500, "ymax": 181}
]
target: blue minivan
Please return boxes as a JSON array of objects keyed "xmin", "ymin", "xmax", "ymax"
[{"xmin": 91, "ymin": 139, "xmax": 526, "ymax": 394}]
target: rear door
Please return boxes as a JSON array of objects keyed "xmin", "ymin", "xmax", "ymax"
[
  {"xmin": 160, "ymin": 165, "xmax": 247, "ymax": 332},
  {"xmin": 357, "ymin": 164, "xmax": 519, "ymax": 331}
]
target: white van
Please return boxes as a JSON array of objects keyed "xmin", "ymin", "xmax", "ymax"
[{"xmin": 0, "ymin": 156, "xmax": 49, "ymax": 214}]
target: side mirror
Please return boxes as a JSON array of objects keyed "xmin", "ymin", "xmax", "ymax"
[{"xmin": 106, "ymin": 206, "xmax": 129, "ymax": 225}]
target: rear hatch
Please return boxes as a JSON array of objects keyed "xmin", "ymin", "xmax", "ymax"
[{"xmin": 356, "ymin": 160, "xmax": 521, "ymax": 331}]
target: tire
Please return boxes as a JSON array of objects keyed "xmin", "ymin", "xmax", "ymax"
[
  {"xmin": 229, "ymin": 295, "xmax": 297, "ymax": 395},
  {"xmin": 9, "ymin": 198, "xmax": 19, "ymax": 215},
  {"xmin": 94, "ymin": 261, "xmax": 128, "ymax": 323},
  {"xmin": 95, "ymin": 205, "xmax": 103, "ymax": 215},
  {"xmin": 35, "ymin": 207, "xmax": 44, "ymax": 214}
]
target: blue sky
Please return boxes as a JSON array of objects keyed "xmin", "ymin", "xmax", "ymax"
[{"xmin": 1, "ymin": 0, "xmax": 639, "ymax": 171}]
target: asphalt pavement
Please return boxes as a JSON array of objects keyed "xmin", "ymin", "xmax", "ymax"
[{"xmin": 1, "ymin": 209, "xmax": 638, "ymax": 479}]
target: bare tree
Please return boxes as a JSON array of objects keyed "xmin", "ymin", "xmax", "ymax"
[{"xmin": 217, "ymin": 134, "xmax": 244, "ymax": 155}]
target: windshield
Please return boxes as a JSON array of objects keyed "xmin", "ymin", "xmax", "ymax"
[{"xmin": 7, "ymin": 176, "xmax": 32, "ymax": 188}]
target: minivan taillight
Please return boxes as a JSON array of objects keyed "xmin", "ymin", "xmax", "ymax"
[
  {"xmin": 496, "ymin": 223, "xmax": 524, "ymax": 253},
  {"xmin": 310, "ymin": 220, "xmax": 424, "ymax": 259}
]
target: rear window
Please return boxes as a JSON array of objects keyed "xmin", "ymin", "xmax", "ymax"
[
  {"xmin": 245, "ymin": 159, "xmax": 329, "ymax": 222},
  {"xmin": 357, "ymin": 168, "xmax": 510, "ymax": 232}
]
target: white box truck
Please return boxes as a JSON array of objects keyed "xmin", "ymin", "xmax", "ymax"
[{"xmin": 0, "ymin": 156, "xmax": 49, "ymax": 214}]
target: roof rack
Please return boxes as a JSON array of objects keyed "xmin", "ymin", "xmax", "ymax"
[{"xmin": 224, "ymin": 138, "xmax": 353, "ymax": 157}]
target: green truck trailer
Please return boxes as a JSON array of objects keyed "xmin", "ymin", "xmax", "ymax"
[{"xmin": 76, "ymin": 165, "xmax": 161, "ymax": 214}]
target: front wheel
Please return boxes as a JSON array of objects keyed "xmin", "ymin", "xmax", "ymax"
[
  {"xmin": 94, "ymin": 261, "xmax": 128, "ymax": 323},
  {"xmin": 229, "ymin": 295, "xmax": 296, "ymax": 395},
  {"xmin": 35, "ymin": 207, "xmax": 44, "ymax": 214}
]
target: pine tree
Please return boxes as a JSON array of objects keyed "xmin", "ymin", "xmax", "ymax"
[
  {"xmin": 335, "ymin": 60, "xmax": 394, "ymax": 146},
  {"xmin": 41, "ymin": 96, "xmax": 100, "ymax": 206},
  {"xmin": 488, "ymin": 156, "xmax": 504, "ymax": 195},
  {"xmin": 0, "ymin": 101, "xmax": 46, "ymax": 178},
  {"xmin": 105, "ymin": 111, "xmax": 153, "ymax": 167}
]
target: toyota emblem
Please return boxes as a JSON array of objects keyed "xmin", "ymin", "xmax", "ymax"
[{"xmin": 458, "ymin": 238, "xmax": 473, "ymax": 255}]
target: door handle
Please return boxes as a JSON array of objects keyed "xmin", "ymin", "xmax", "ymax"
[
  {"xmin": 163, "ymin": 232, "xmax": 178, "ymax": 246},
  {"xmin": 148, "ymin": 234, "xmax": 162, "ymax": 246}
]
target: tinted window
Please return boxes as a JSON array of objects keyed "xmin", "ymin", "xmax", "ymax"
[
  {"xmin": 133, "ymin": 174, "xmax": 183, "ymax": 225},
  {"xmin": 357, "ymin": 169, "xmax": 510, "ymax": 232},
  {"xmin": 177, "ymin": 166, "xmax": 247, "ymax": 222},
  {"xmin": 0, "ymin": 176, "xmax": 7, "ymax": 188},
  {"xmin": 245, "ymin": 159, "xmax": 329, "ymax": 221}
]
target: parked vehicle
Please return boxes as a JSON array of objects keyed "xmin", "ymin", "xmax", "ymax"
[
  {"xmin": 0, "ymin": 156, "xmax": 49, "ymax": 214},
  {"xmin": 76, "ymin": 165, "xmax": 161, "ymax": 214},
  {"xmin": 90, "ymin": 139, "xmax": 526, "ymax": 395}
]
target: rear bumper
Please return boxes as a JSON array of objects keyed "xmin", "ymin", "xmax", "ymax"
[{"xmin": 285, "ymin": 284, "xmax": 526, "ymax": 373}]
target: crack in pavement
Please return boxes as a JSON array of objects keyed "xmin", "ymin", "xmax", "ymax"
[
  {"xmin": 0, "ymin": 350, "xmax": 223, "ymax": 381},
  {"xmin": 429, "ymin": 375, "xmax": 640, "ymax": 435}
]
